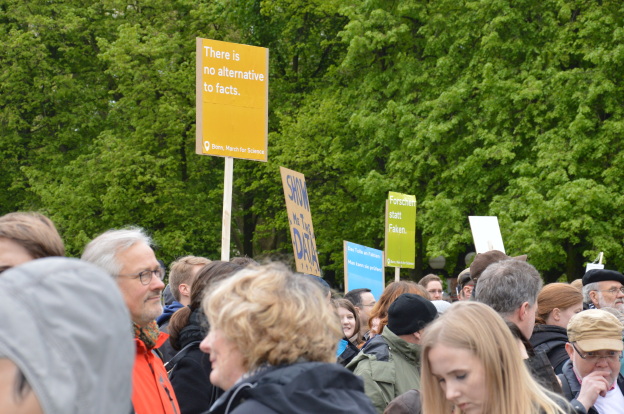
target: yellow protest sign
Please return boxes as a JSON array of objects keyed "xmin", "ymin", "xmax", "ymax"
[
  {"xmin": 280, "ymin": 167, "xmax": 321, "ymax": 276},
  {"xmin": 196, "ymin": 38, "xmax": 268, "ymax": 161}
]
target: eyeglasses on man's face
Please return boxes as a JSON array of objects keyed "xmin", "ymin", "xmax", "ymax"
[
  {"xmin": 572, "ymin": 343, "xmax": 623, "ymax": 363},
  {"xmin": 118, "ymin": 268, "xmax": 165, "ymax": 285},
  {"xmin": 598, "ymin": 286, "xmax": 624, "ymax": 295}
]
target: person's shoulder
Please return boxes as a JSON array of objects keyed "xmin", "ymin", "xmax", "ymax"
[
  {"xmin": 546, "ymin": 392, "xmax": 585, "ymax": 414},
  {"xmin": 361, "ymin": 335, "xmax": 391, "ymax": 360},
  {"xmin": 230, "ymin": 399, "xmax": 279, "ymax": 414},
  {"xmin": 618, "ymin": 373, "xmax": 624, "ymax": 393},
  {"xmin": 347, "ymin": 336, "xmax": 392, "ymax": 373},
  {"xmin": 384, "ymin": 389, "xmax": 421, "ymax": 414}
]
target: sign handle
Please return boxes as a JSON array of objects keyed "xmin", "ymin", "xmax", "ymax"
[
  {"xmin": 395, "ymin": 267, "xmax": 400, "ymax": 282},
  {"xmin": 221, "ymin": 156, "xmax": 233, "ymax": 261}
]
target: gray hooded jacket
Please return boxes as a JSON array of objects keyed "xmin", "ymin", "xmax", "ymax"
[{"xmin": 0, "ymin": 257, "xmax": 135, "ymax": 414}]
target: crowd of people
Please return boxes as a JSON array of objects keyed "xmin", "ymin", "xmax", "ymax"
[{"xmin": 0, "ymin": 212, "xmax": 623, "ymax": 414}]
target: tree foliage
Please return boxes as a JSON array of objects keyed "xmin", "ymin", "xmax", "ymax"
[{"xmin": 2, "ymin": 0, "xmax": 624, "ymax": 283}]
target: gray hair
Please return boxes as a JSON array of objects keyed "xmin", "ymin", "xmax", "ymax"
[
  {"xmin": 81, "ymin": 227, "xmax": 153, "ymax": 277},
  {"xmin": 476, "ymin": 259, "xmax": 542, "ymax": 317},
  {"xmin": 583, "ymin": 282, "xmax": 599, "ymax": 304}
]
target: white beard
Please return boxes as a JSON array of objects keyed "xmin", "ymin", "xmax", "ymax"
[{"xmin": 597, "ymin": 291, "xmax": 624, "ymax": 312}]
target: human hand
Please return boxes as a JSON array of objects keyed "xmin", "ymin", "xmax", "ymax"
[{"xmin": 576, "ymin": 370, "xmax": 612, "ymax": 411}]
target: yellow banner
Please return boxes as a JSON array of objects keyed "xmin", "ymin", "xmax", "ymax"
[{"xmin": 196, "ymin": 38, "xmax": 268, "ymax": 161}]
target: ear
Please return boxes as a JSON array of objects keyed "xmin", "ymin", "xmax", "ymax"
[
  {"xmin": 565, "ymin": 342, "xmax": 575, "ymax": 359},
  {"xmin": 518, "ymin": 302, "xmax": 530, "ymax": 321},
  {"xmin": 179, "ymin": 283, "xmax": 191, "ymax": 298},
  {"xmin": 552, "ymin": 307, "xmax": 561, "ymax": 322},
  {"xmin": 589, "ymin": 290, "xmax": 599, "ymax": 305},
  {"xmin": 413, "ymin": 330, "xmax": 423, "ymax": 344}
]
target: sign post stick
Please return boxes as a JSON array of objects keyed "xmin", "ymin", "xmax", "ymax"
[
  {"xmin": 395, "ymin": 267, "xmax": 400, "ymax": 282},
  {"xmin": 221, "ymin": 156, "xmax": 233, "ymax": 261}
]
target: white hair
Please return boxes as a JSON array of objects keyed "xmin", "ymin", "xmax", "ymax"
[
  {"xmin": 81, "ymin": 227, "xmax": 153, "ymax": 277},
  {"xmin": 583, "ymin": 282, "xmax": 599, "ymax": 304}
]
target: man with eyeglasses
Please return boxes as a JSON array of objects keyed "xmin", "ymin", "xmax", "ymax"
[
  {"xmin": 345, "ymin": 288, "xmax": 376, "ymax": 340},
  {"xmin": 82, "ymin": 227, "xmax": 180, "ymax": 414},
  {"xmin": 559, "ymin": 309, "xmax": 624, "ymax": 414},
  {"xmin": 582, "ymin": 269, "xmax": 624, "ymax": 312},
  {"xmin": 418, "ymin": 274, "xmax": 444, "ymax": 301}
]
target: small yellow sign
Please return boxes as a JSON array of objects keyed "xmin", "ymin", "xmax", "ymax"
[
  {"xmin": 196, "ymin": 38, "xmax": 268, "ymax": 161},
  {"xmin": 280, "ymin": 167, "xmax": 321, "ymax": 276}
]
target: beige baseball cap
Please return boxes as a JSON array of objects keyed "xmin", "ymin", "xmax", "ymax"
[{"xmin": 568, "ymin": 309, "xmax": 624, "ymax": 352}]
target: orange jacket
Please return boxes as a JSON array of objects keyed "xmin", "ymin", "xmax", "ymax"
[{"xmin": 132, "ymin": 332, "xmax": 181, "ymax": 414}]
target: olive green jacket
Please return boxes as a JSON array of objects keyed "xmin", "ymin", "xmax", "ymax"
[{"xmin": 346, "ymin": 326, "xmax": 422, "ymax": 414}]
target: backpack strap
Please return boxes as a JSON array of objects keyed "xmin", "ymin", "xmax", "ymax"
[
  {"xmin": 152, "ymin": 347, "xmax": 165, "ymax": 361},
  {"xmin": 165, "ymin": 340, "xmax": 202, "ymax": 375}
]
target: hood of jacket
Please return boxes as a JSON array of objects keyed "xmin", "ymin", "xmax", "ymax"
[
  {"xmin": 530, "ymin": 324, "xmax": 569, "ymax": 368},
  {"xmin": 178, "ymin": 307, "xmax": 208, "ymax": 347},
  {"xmin": 210, "ymin": 361, "xmax": 376, "ymax": 414},
  {"xmin": 0, "ymin": 257, "xmax": 135, "ymax": 414},
  {"xmin": 381, "ymin": 325, "xmax": 422, "ymax": 364},
  {"xmin": 157, "ymin": 300, "xmax": 184, "ymax": 326},
  {"xmin": 531, "ymin": 324, "xmax": 568, "ymax": 347}
]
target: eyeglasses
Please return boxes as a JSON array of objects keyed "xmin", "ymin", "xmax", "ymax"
[
  {"xmin": 598, "ymin": 287, "xmax": 624, "ymax": 295},
  {"xmin": 118, "ymin": 268, "xmax": 165, "ymax": 285},
  {"xmin": 572, "ymin": 343, "xmax": 623, "ymax": 362},
  {"xmin": 362, "ymin": 302, "xmax": 376, "ymax": 308}
]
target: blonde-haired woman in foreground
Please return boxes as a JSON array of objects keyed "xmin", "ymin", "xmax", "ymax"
[
  {"xmin": 200, "ymin": 263, "xmax": 376, "ymax": 414},
  {"xmin": 420, "ymin": 301, "xmax": 576, "ymax": 414}
]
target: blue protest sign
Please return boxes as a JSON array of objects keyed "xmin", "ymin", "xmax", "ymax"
[{"xmin": 344, "ymin": 241, "xmax": 384, "ymax": 301}]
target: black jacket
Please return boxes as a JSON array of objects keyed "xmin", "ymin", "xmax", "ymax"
[
  {"xmin": 558, "ymin": 359, "xmax": 624, "ymax": 414},
  {"xmin": 169, "ymin": 308, "xmax": 223, "ymax": 414},
  {"xmin": 337, "ymin": 339, "xmax": 361, "ymax": 367},
  {"xmin": 531, "ymin": 324, "xmax": 570, "ymax": 374},
  {"xmin": 206, "ymin": 361, "xmax": 377, "ymax": 414}
]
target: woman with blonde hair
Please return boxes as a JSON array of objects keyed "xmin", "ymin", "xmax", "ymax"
[
  {"xmin": 420, "ymin": 301, "xmax": 574, "ymax": 414},
  {"xmin": 530, "ymin": 283, "xmax": 583, "ymax": 374},
  {"xmin": 200, "ymin": 263, "xmax": 376, "ymax": 414},
  {"xmin": 368, "ymin": 281, "xmax": 428, "ymax": 337}
]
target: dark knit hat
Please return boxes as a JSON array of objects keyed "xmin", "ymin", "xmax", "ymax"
[
  {"xmin": 469, "ymin": 250, "xmax": 527, "ymax": 281},
  {"xmin": 582, "ymin": 269, "xmax": 624, "ymax": 286},
  {"xmin": 387, "ymin": 293, "xmax": 438, "ymax": 335}
]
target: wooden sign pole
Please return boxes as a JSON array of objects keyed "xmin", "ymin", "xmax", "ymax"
[{"xmin": 221, "ymin": 156, "xmax": 233, "ymax": 261}]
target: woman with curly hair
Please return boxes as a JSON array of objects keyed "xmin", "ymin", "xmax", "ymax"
[{"xmin": 200, "ymin": 263, "xmax": 376, "ymax": 414}]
